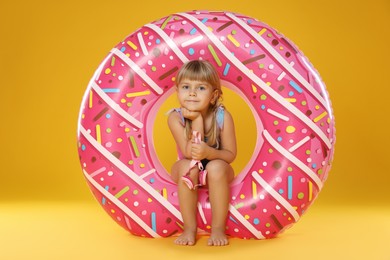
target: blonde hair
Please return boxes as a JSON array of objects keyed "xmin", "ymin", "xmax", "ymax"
[{"xmin": 175, "ymin": 60, "xmax": 223, "ymax": 147}]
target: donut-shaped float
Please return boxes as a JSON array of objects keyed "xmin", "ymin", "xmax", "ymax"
[{"xmin": 77, "ymin": 10, "xmax": 335, "ymax": 239}]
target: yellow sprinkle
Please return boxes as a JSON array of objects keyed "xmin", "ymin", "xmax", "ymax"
[
  {"xmin": 140, "ymin": 163, "xmax": 145, "ymax": 168},
  {"xmin": 96, "ymin": 125, "xmax": 101, "ymax": 144},
  {"xmin": 251, "ymin": 84, "xmax": 258, "ymax": 93},
  {"xmin": 126, "ymin": 90, "xmax": 151, "ymax": 98},
  {"xmin": 258, "ymin": 28, "xmax": 267, "ymax": 35},
  {"xmin": 117, "ymin": 138, "xmax": 123, "ymax": 143},
  {"xmin": 244, "ymin": 214, "xmax": 250, "ymax": 220},
  {"xmin": 162, "ymin": 188, "xmax": 167, "ymax": 200},
  {"xmin": 285, "ymin": 98, "xmax": 297, "ymax": 103},
  {"xmin": 125, "ymin": 127, "xmax": 130, "ymax": 133},
  {"xmin": 104, "ymin": 68, "xmax": 111, "ymax": 74},
  {"xmin": 147, "ymin": 198, "xmax": 152, "ymax": 202},
  {"xmin": 175, "ymin": 221, "xmax": 184, "ymax": 230},
  {"xmin": 252, "ymin": 181, "xmax": 257, "ymax": 199},
  {"xmin": 120, "ymin": 98, "xmax": 126, "ymax": 103},
  {"xmin": 208, "ymin": 26, "xmax": 213, "ymax": 31},
  {"xmin": 227, "ymin": 34, "xmax": 240, "ymax": 47},
  {"xmin": 127, "ymin": 41, "xmax": 137, "ymax": 50},
  {"xmin": 286, "ymin": 126, "xmax": 296, "ymax": 133},
  {"xmin": 89, "ymin": 90, "xmax": 93, "ymax": 108},
  {"xmin": 309, "ymin": 181, "xmax": 313, "ymax": 201},
  {"xmin": 314, "ymin": 111, "xmax": 328, "ymax": 123}
]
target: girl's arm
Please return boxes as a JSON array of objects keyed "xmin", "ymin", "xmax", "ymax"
[
  {"xmin": 167, "ymin": 110, "xmax": 203, "ymax": 159},
  {"xmin": 192, "ymin": 110, "xmax": 237, "ymax": 164}
]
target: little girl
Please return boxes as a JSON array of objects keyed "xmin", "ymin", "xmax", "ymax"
[{"xmin": 168, "ymin": 60, "xmax": 237, "ymax": 246}]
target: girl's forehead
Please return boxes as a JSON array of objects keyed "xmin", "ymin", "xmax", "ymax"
[{"xmin": 179, "ymin": 79, "xmax": 211, "ymax": 86}]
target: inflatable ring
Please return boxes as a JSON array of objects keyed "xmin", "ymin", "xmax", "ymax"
[{"xmin": 77, "ymin": 10, "xmax": 335, "ymax": 239}]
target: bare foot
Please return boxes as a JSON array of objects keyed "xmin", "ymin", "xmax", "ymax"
[
  {"xmin": 207, "ymin": 228, "xmax": 229, "ymax": 246},
  {"xmin": 174, "ymin": 230, "xmax": 196, "ymax": 246}
]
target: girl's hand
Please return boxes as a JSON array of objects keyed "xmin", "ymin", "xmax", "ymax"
[
  {"xmin": 181, "ymin": 107, "xmax": 201, "ymax": 121},
  {"xmin": 191, "ymin": 141, "xmax": 210, "ymax": 160}
]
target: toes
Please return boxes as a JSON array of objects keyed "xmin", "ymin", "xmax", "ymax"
[
  {"xmin": 174, "ymin": 235, "xmax": 195, "ymax": 246},
  {"xmin": 207, "ymin": 237, "xmax": 229, "ymax": 246}
]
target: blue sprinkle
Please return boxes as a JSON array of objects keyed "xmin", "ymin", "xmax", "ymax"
[
  {"xmin": 229, "ymin": 216, "xmax": 238, "ymax": 224},
  {"xmin": 188, "ymin": 48, "xmax": 195, "ymax": 55},
  {"xmin": 201, "ymin": 17, "xmax": 208, "ymax": 24},
  {"xmin": 105, "ymin": 114, "xmax": 111, "ymax": 119},
  {"xmin": 190, "ymin": 28, "xmax": 197, "ymax": 35},
  {"xmin": 312, "ymin": 163, "xmax": 317, "ymax": 169},
  {"xmin": 288, "ymin": 91, "xmax": 295, "ymax": 97},
  {"xmin": 277, "ymin": 136, "xmax": 282, "ymax": 142},
  {"xmin": 278, "ymin": 189, "xmax": 284, "ymax": 194},
  {"xmin": 261, "ymin": 104, "xmax": 266, "ymax": 110},
  {"xmin": 150, "ymin": 178, "xmax": 155, "ymax": 184},
  {"xmin": 250, "ymin": 49, "xmax": 255, "ymax": 55},
  {"xmin": 120, "ymin": 46, "xmax": 126, "ymax": 52},
  {"xmin": 102, "ymin": 88, "xmax": 120, "ymax": 93},
  {"xmin": 102, "ymin": 185, "xmax": 109, "ymax": 205},
  {"xmin": 151, "ymin": 212, "xmax": 157, "ymax": 232},
  {"xmin": 289, "ymin": 80, "xmax": 303, "ymax": 93},
  {"xmin": 253, "ymin": 218, "xmax": 260, "ymax": 225},
  {"xmin": 288, "ymin": 176, "xmax": 293, "ymax": 200},
  {"xmin": 223, "ymin": 63, "xmax": 231, "ymax": 76},
  {"xmin": 81, "ymin": 144, "xmax": 86, "ymax": 151},
  {"xmin": 247, "ymin": 19, "xmax": 253, "ymax": 24},
  {"xmin": 156, "ymin": 39, "xmax": 161, "ymax": 44}
]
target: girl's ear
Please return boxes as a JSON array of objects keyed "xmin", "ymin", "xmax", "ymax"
[{"xmin": 211, "ymin": 89, "xmax": 219, "ymax": 104}]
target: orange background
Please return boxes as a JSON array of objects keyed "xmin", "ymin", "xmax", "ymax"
[{"xmin": 1, "ymin": 0, "xmax": 389, "ymax": 259}]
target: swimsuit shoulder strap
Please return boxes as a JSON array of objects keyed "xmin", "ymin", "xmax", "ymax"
[{"xmin": 216, "ymin": 105, "xmax": 225, "ymax": 130}]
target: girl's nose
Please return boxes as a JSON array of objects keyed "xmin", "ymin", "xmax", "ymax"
[{"xmin": 189, "ymin": 89, "xmax": 196, "ymax": 96}]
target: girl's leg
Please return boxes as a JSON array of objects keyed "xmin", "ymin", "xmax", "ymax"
[
  {"xmin": 171, "ymin": 159, "xmax": 199, "ymax": 246},
  {"xmin": 205, "ymin": 160, "xmax": 234, "ymax": 246}
]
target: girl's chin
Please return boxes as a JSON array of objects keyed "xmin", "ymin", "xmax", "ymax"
[{"xmin": 182, "ymin": 104, "xmax": 200, "ymax": 110}]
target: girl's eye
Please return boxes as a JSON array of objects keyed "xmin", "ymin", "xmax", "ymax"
[
  {"xmin": 182, "ymin": 85, "xmax": 189, "ymax": 90},
  {"xmin": 198, "ymin": 86, "xmax": 206, "ymax": 91}
]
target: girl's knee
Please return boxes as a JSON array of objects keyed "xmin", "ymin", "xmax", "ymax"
[
  {"xmin": 206, "ymin": 160, "xmax": 233, "ymax": 183},
  {"xmin": 171, "ymin": 159, "xmax": 199, "ymax": 183}
]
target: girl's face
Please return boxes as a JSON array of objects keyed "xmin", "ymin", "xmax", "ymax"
[{"xmin": 177, "ymin": 79, "xmax": 218, "ymax": 114}]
